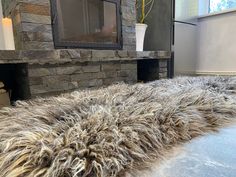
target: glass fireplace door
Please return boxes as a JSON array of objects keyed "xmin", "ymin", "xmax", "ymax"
[{"xmin": 51, "ymin": 0, "xmax": 122, "ymax": 49}]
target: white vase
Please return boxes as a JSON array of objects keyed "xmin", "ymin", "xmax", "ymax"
[{"xmin": 135, "ymin": 23, "xmax": 148, "ymax": 51}]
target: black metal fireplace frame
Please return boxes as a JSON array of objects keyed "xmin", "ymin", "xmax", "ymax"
[{"xmin": 50, "ymin": 0, "xmax": 122, "ymax": 50}]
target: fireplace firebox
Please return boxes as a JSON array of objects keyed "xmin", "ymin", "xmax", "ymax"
[{"xmin": 51, "ymin": 0, "xmax": 122, "ymax": 49}]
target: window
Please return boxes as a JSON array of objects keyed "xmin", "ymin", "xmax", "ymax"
[
  {"xmin": 175, "ymin": 0, "xmax": 198, "ymax": 20},
  {"xmin": 209, "ymin": 0, "xmax": 236, "ymax": 13},
  {"xmin": 175, "ymin": 0, "xmax": 236, "ymax": 19}
]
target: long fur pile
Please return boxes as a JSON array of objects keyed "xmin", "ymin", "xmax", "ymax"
[{"xmin": 0, "ymin": 76, "xmax": 236, "ymax": 177}]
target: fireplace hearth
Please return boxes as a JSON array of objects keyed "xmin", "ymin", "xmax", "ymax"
[{"xmin": 51, "ymin": 0, "xmax": 122, "ymax": 49}]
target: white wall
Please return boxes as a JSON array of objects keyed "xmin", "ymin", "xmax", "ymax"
[
  {"xmin": 174, "ymin": 0, "xmax": 198, "ymax": 75},
  {"xmin": 0, "ymin": 0, "xmax": 6, "ymax": 50},
  {"xmin": 196, "ymin": 11, "xmax": 236, "ymax": 74},
  {"xmin": 174, "ymin": 22, "xmax": 198, "ymax": 74},
  {"xmin": 175, "ymin": 0, "xmax": 236, "ymax": 75}
]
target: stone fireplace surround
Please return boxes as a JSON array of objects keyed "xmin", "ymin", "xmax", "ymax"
[
  {"xmin": 0, "ymin": 0, "xmax": 171, "ymax": 99},
  {"xmin": 2, "ymin": 0, "xmax": 136, "ymax": 50}
]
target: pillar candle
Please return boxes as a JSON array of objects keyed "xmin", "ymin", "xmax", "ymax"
[{"xmin": 2, "ymin": 18, "xmax": 15, "ymax": 50}]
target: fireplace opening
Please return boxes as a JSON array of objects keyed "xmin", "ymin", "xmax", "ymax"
[{"xmin": 51, "ymin": 0, "xmax": 122, "ymax": 49}]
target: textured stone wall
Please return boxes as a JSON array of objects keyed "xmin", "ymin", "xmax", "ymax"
[
  {"xmin": 2, "ymin": 0, "xmax": 136, "ymax": 50},
  {"xmin": 0, "ymin": 49, "xmax": 170, "ymax": 98},
  {"xmin": 159, "ymin": 60, "xmax": 168, "ymax": 79},
  {"xmin": 28, "ymin": 61, "xmax": 137, "ymax": 97},
  {"xmin": 121, "ymin": 0, "xmax": 136, "ymax": 50},
  {"xmin": 27, "ymin": 59, "xmax": 169, "ymax": 98}
]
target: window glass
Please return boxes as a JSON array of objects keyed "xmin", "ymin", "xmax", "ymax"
[
  {"xmin": 209, "ymin": 0, "xmax": 236, "ymax": 13},
  {"xmin": 175, "ymin": 0, "xmax": 198, "ymax": 20},
  {"xmin": 56, "ymin": 0, "xmax": 118, "ymax": 45}
]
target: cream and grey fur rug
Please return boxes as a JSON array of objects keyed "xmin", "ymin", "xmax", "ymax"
[{"xmin": 0, "ymin": 77, "xmax": 236, "ymax": 177}]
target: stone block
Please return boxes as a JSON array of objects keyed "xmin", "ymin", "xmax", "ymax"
[
  {"xmin": 159, "ymin": 61, "xmax": 168, "ymax": 68},
  {"xmin": 19, "ymin": 0, "xmax": 50, "ymax": 6},
  {"xmin": 104, "ymin": 71, "xmax": 118, "ymax": 78},
  {"xmin": 22, "ymin": 41, "xmax": 54, "ymax": 50},
  {"xmin": 122, "ymin": 7, "xmax": 136, "ymax": 21},
  {"xmin": 137, "ymin": 51, "xmax": 154, "ymax": 58},
  {"xmin": 66, "ymin": 82, "xmax": 79, "ymax": 90},
  {"xmin": 20, "ymin": 3, "xmax": 50, "ymax": 16},
  {"xmin": 122, "ymin": 26, "xmax": 135, "ymax": 33},
  {"xmin": 80, "ymin": 50, "xmax": 92, "ymax": 59},
  {"xmin": 101, "ymin": 63, "xmax": 121, "ymax": 71},
  {"xmin": 128, "ymin": 51, "xmax": 137, "ymax": 58},
  {"xmin": 122, "ymin": 18, "xmax": 136, "ymax": 26},
  {"xmin": 159, "ymin": 67, "xmax": 168, "ymax": 72},
  {"xmin": 121, "ymin": 63, "xmax": 137, "ymax": 70},
  {"xmin": 78, "ymin": 79, "xmax": 103, "ymax": 87},
  {"xmin": 123, "ymin": 37, "xmax": 136, "ymax": 46},
  {"xmin": 29, "ymin": 77, "xmax": 43, "ymax": 85},
  {"xmin": 117, "ymin": 70, "xmax": 129, "ymax": 77},
  {"xmin": 21, "ymin": 23, "xmax": 52, "ymax": 32},
  {"xmin": 92, "ymin": 50, "xmax": 116, "ymax": 59},
  {"xmin": 117, "ymin": 70, "xmax": 136, "ymax": 77},
  {"xmin": 159, "ymin": 72, "xmax": 168, "ymax": 78},
  {"xmin": 155, "ymin": 51, "xmax": 171, "ymax": 58},
  {"xmin": 30, "ymin": 81, "xmax": 78, "ymax": 94},
  {"xmin": 21, "ymin": 13, "xmax": 51, "ymax": 24},
  {"xmin": 28, "ymin": 67, "xmax": 56, "ymax": 77},
  {"xmin": 123, "ymin": 45, "xmax": 136, "ymax": 51},
  {"xmin": 30, "ymin": 85, "xmax": 47, "ymax": 94},
  {"xmin": 82, "ymin": 65, "xmax": 100, "ymax": 73},
  {"xmin": 121, "ymin": 0, "xmax": 136, "ymax": 7},
  {"xmin": 0, "ymin": 51, "xmax": 20, "ymax": 60},
  {"xmin": 56, "ymin": 66, "xmax": 83, "ymax": 75},
  {"xmin": 60, "ymin": 50, "xmax": 70, "ymax": 59},
  {"xmin": 22, "ymin": 31, "xmax": 53, "ymax": 42},
  {"xmin": 117, "ymin": 50, "xmax": 128, "ymax": 58},
  {"xmin": 42, "ymin": 75, "xmax": 70, "ymax": 85},
  {"xmin": 154, "ymin": 51, "xmax": 171, "ymax": 59},
  {"xmin": 21, "ymin": 50, "xmax": 60, "ymax": 60},
  {"xmin": 127, "ymin": 72, "xmax": 138, "ymax": 81},
  {"xmin": 71, "ymin": 72, "xmax": 105, "ymax": 81},
  {"xmin": 67, "ymin": 49, "xmax": 81, "ymax": 59}
]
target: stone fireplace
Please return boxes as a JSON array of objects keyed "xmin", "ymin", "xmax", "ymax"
[
  {"xmin": 0, "ymin": 0, "xmax": 171, "ymax": 100},
  {"xmin": 2, "ymin": 0, "xmax": 135, "ymax": 50}
]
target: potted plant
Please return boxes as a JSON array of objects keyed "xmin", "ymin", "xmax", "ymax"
[{"xmin": 136, "ymin": 0, "xmax": 155, "ymax": 51}]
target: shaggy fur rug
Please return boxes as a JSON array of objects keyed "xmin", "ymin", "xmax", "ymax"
[{"xmin": 0, "ymin": 77, "xmax": 236, "ymax": 177}]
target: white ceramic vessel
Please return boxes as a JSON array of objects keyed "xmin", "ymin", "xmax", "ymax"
[{"xmin": 135, "ymin": 23, "xmax": 148, "ymax": 51}]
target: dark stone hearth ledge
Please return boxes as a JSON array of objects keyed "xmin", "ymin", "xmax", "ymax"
[{"xmin": 0, "ymin": 50, "xmax": 170, "ymax": 65}]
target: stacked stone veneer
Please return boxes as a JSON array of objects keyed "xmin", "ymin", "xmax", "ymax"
[
  {"xmin": 29, "ymin": 50, "xmax": 138, "ymax": 97},
  {"xmin": 2, "ymin": 0, "xmax": 136, "ymax": 50},
  {"xmin": 159, "ymin": 61, "xmax": 168, "ymax": 79},
  {"xmin": 29, "ymin": 61, "xmax": 137, "ymax": 96},
  {"xmin": 0, "ymin": 50, "xmax": 170, "ymax": 97}
]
